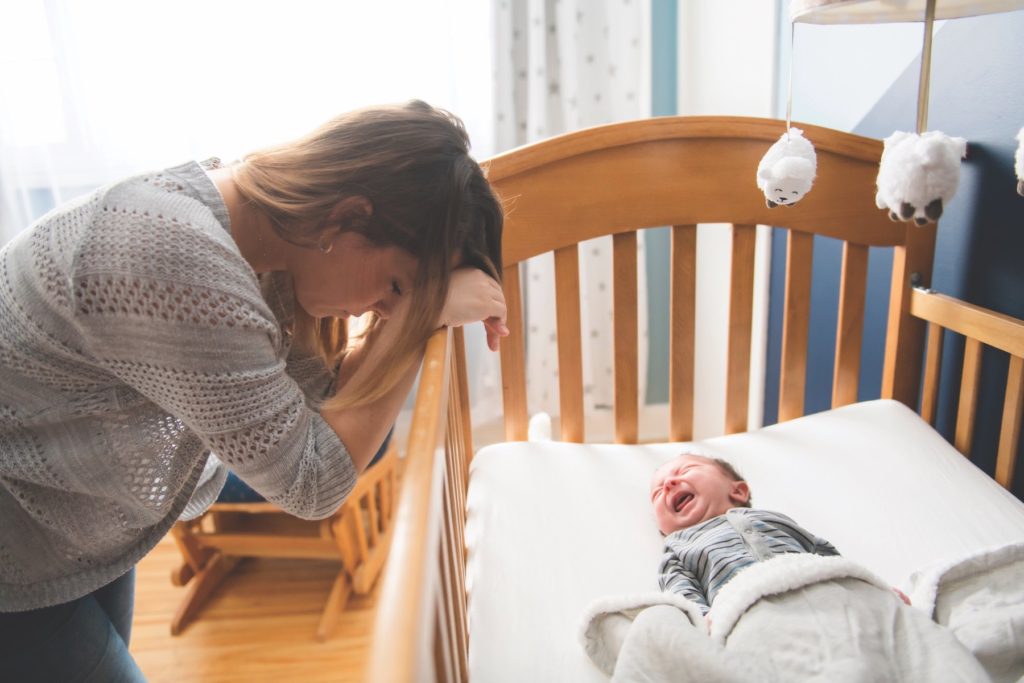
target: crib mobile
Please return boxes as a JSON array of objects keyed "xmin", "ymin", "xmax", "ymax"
[{"xmin": 762, "ymin": 0, "xmax": 1024, "ymax": 221}]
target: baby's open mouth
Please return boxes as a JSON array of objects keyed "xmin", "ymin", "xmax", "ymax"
[{"xmin": 672, "ymin": 492, "xmax": 693, "ymax": 512}]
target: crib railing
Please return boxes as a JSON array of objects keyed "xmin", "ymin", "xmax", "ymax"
[
  {"xmin": 910, "ymin": 287, "xmax": 1024, "ymax": 488},
  {"xmin": 365, "ymin": 327, "xmax": 471, "ymax": 683}
]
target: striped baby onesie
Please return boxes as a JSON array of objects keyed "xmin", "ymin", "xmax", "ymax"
[{"xmin": 658, "ymin": 508, "xmax": 839, "ymax": 614}]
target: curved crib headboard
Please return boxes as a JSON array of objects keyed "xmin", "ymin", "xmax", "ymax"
[{"xmin": 483, "ymin": 116, "xmax": 934, "ymax": 444}]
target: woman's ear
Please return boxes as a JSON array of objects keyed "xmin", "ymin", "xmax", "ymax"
[
  {"xmin": 328, "ymin": 195, "xmax": 374, "ymax": 229},
  {"xmin": 729, "ymin": 480, "xmax": 751, "ymax": 506}
]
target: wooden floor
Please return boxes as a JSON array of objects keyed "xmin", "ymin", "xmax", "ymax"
[{"xmin": 130, "ymin": 535, "xmax": 377, "ymax": 682}]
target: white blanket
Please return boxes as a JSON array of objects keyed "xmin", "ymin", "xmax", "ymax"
[
  {"xmin": 582, "ymin": 553, "xmax": 1000, "ymax": 682},
  {"xmin": 906, "ymin": 541, "xmax": 1024, "ymax": 683}
]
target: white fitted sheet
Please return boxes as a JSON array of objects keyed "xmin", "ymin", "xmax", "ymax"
[{"xmin": 464, "ymin": 400, "xmax": 1024, "ymax": 683}]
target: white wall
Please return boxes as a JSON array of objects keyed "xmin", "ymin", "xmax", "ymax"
[
  {"xmin": 678, "ymin": 2, "xmax": 778, "ymax": 117},
  {"xmin": 676, "ymin": 0, "xmax": 777, "ymax": 438},
  {"xmin": 783, "ymin": 19, "xmax": 943, "ymax": 131}
]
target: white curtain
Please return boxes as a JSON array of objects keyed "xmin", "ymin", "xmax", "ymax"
[
  {"xmin": 0, "ymin": 0, "xmax": 494, "ymax": 243},
  {"xmin": 486, "ymin": 0, "xmax": 651, "ymax": 438}
]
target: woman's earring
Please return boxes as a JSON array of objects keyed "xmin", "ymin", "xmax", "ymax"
[{"xmin": 319, "ymin": 238, "xmax": 334, "ymax": 255}]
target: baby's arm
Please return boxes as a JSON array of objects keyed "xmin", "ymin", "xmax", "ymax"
[
  {"xmin": 659, "ymin": 557, "xmax": 711, "ymax": 615},
  {"xmin": 812, "ymin": 536, "xmax": 840, "ymax": 557},
  {"xmin": 768, "ymin": 511, "xmax": 841, "ymax": 557}
]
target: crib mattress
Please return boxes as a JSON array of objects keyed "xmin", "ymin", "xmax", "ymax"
[{"xmin": 464, "ymin": 399, "xmax": 1024, "ymax": 683}]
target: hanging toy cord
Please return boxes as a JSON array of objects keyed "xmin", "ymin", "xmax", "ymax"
[
  {"xmin": 785, "ymin": 21, "xmax": 796, "ymax": 140},
  {"xmin": 916, "ymin": 0, "xmax": 936, "ymax": 134},
  {"xmin": 757, "ymin": 19, "xmax": 816, "ymax": 211}
]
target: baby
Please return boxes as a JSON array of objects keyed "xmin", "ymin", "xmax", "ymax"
[
  {"xmin": 650, "ymin": 453, "xmax": 841, "ymax": 615},
  {"xmin": 625, "ymin": 452, "xmax": 989, "ymax": 682}
]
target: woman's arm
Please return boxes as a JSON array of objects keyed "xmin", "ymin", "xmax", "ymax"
[
  {"xmin": 321, "ymin": 267, "xmax": 508, "ymax": 472},
  {"xmin": 320, "ymin": 319, "xmax": 421, "ymax": 472}
]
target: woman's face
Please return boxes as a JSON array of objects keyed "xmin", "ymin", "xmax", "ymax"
[{"xmin": 288, "ymin": 231, "xmax": 419, "ymax": 320}]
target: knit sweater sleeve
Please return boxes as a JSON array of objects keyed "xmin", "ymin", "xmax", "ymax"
[{"xmin": 69, "ymin": 183, "xmax": 356, "ymax": 520}]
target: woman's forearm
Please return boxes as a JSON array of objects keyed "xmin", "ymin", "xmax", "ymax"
[{"xmin": 320, "ymin": 321, "xmax": 422, "ymax": 472}]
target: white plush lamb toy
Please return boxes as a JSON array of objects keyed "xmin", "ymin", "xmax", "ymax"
[
  {"xmin": 756, "ymin": 128, "xmax": 817, "ymax": 208},
  {"xmin": 1015, "ymin": 127, "xmax": 1024, "ymax": 197},
  {"xmin": 875, "ymin": 131, "xmax": 967, "ymax": 226}
]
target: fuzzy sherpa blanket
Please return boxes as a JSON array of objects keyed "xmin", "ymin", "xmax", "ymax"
[
  {"xmin": 581, "ymin": 552, "xmax": 1000, "ymax": 682},
  {"xmin": 905, "ymin": 541, "xmax": 1024, "ymax": 683}
]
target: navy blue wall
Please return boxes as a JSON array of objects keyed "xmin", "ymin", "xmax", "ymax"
[
  {"xmin": 764, "ymin": 11, "xmax": 1024, "ymax": 498},
  {"xmin": 645, "ymin": 0, "xmax": 677, "ymax": 404}
]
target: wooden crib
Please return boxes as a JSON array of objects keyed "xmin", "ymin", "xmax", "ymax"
[{"xmin": 364, "ymin": 117, "xmax": 1024, "ymax": 682}]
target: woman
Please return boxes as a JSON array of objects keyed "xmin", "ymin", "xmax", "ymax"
[{"xmin": 0, "ymin": 100, "xmax": 506, "ymax": 680}]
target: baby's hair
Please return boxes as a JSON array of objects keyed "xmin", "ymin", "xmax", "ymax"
[
  {"xmin": 679, "ymin": 454, "xmax": 753, "ymax": 507},
  {"xmin": 709, "ymin": 457, "xmax": 752, "ymax": 507}
]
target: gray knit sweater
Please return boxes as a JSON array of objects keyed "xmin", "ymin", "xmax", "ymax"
[{"xmin": 0, "ymin": 160, "xmax": 357, "ymax": 611}]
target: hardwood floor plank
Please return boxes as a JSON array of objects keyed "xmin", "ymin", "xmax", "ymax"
[{"xmin": 131, "ymin": 535, "xmax": 376, "ymax": 682}]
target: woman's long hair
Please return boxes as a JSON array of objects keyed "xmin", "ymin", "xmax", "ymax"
[{"xmin": 232, "ymin": 100, "xmax": 504, "ymax": 409}]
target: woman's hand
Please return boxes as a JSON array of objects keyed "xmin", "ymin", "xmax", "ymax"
[{"xmin": 438, "ymin": 268, "xmax": 509, "ymax": 351}]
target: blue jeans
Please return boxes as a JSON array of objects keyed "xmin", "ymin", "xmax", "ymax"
[{"xmin": 0, "ymin": 568, "xmax": 146, "ymax": 682}]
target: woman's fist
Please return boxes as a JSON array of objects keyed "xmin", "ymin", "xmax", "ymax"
[{"xmin": 438, "ymin": 268, "xmax": 509, "ymax": 351}]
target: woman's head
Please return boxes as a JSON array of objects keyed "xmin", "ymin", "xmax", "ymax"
[{"xmin": 232, "ymin": 100, "xmax": 503, "ymax": 407}]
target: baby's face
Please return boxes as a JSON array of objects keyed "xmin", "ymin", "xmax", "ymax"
[{"xmin": 650, "ymin": 455, "xmax": 749, "ymax": 535}]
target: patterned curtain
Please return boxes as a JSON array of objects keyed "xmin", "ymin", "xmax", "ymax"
[{"xmin": 492, "ymin": 0, "xmax": 651, "ymax": 430}]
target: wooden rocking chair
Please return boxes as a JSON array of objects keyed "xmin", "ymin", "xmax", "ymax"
[{"xmin": 169, "ymin": 445, "xmax": 399, "ymax": 641}]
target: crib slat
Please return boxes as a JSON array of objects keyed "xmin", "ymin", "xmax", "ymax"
[
  {"xmin": 446, "ymin": 384, "xmax": 468, "ymax": 574},
  {"xmin": 612, "ymin": 231, "xmax": 639, "ymax": 444},
  {"xmin": 833, "ymin": 242, "xmax": 869, "ymax": 408},
  {"xmin": 500, "ymin": 263, "xmax": 529, "ymax": 441},
  {"xmin": 725, "ymin": 224, "xmax": 757, "ymax": 434},
  {"xmin": 882, "ymin": 225, "xmax": 936, "ymax": 407},
  {"xmin": 669, "ymin": 225, "xmax": 697, "ymax": 441},
  {"xmin": 778, "ymin": 230, "xmax": 813, "ymax": 422},
  {"xmin": 439, "ymin": 471, "xmax": 468, "ymax": 682},
  {"xmin": 920, "ymin": 323, "xmax": 944, "ymax": 424},
  {"xmin": 439, "ymin": 446, "xmax": 458, "ymax": 679},
  {"xmin": 996, "ymin": 355, "xmax": 1024, "ymax": 489},
  {"xmin": 453, "ymin": 326, "xmax": 474, "ymax": 462},
  {"xmin": 433, "ymin": 574, "xmax": 458, "ymax": 683},
  {"xmin": 955, "ymin": 338, "xmax": 983, "ymax": 457},
  {"xmin": 554, "ymin": 244, "xmax": 585, "ymax": 442},
  {"xmin": 445, "ymin": 403, "xmax": 464, "ymax": 568}
]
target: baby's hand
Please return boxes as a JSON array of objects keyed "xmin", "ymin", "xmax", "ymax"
[{"xmin": 892, "ymin": 587, "xmax": 911, "ymax": 605}]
